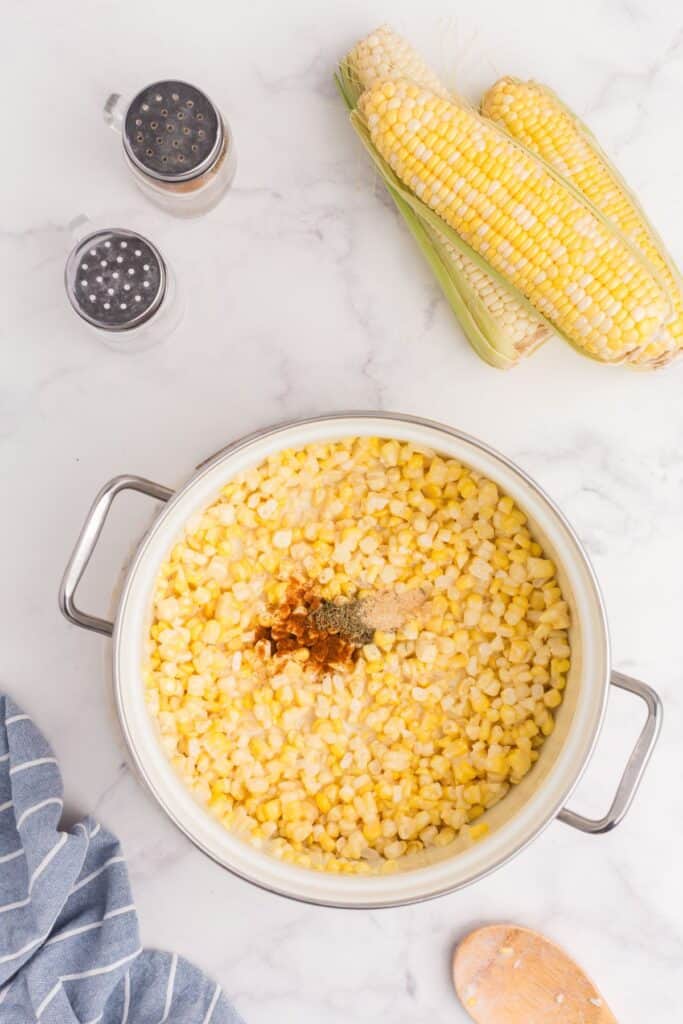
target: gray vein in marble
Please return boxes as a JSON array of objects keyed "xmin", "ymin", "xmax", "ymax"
[
  {"xmin": 584, "ymin": 26, "xmax": 683, "ymax": 159},
  {"xmin": 92, "ymin": 759, "xmax": 130, "ymax": 813}
]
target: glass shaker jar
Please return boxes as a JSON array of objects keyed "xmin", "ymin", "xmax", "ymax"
[
  {"xmin": 104, "ymin": 80, "xmax": 236, "ymax": 216},
  {"xmin": 64, "ymin": 220, "xmax": 183, "ymax": 352}
]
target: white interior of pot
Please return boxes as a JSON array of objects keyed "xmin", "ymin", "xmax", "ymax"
[{"xmin": 114, "ymin": 415, "xmax": 609, "ymax": 907}]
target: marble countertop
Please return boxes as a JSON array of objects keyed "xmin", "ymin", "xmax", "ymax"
[{"xmin": 3, "ymin": 0, "xmax": 682, "ymax": 1019}]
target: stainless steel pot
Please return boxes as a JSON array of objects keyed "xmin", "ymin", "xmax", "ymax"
[{"xmin": 59, "ymin": 413, "xmax": 662, "ymax": 908}]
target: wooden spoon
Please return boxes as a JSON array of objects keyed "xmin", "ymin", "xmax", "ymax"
[{"xmin": 453, "ymin": 924, "xmax": 616, "ymax": 1023}]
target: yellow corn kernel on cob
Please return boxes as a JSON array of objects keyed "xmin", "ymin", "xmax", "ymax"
[
  {"xmin": 356, "ymin": 79, "xmax": 671, "ymax": 363},
  {"xmin": 339, "ymin": 26, "xmax": 551, "ymax": 367},
  {"xmin": 430, "ymin": 226, "xmax": 549, "ymax": 356},
  {"xmin": 344, "ymin": 24, "xmax": 450, "ymax": 102},
  {"xmin": 481, "ymin": 77, "xmax": 682, "ymax": 366}
]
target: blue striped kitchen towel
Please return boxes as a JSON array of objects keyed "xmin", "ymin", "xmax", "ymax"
[{"xmin": 0, "ymin": 695, "xmax": 245, "ymax": 1024}]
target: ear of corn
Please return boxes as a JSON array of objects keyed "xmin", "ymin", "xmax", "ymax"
[
  {"xmin": 346, "ymin": 108, "xmax": 555, "ymax": 367},
  {"xmin": 338, "ymin": 27, "xmax": 551, "ymax": 368},
  {"xmin": 355, "ymin": 78, "xmax": 672, "ymax": 364},
  {"xmin": 481, "ymin": 77, "xmax": 682, "ymax": 366}
]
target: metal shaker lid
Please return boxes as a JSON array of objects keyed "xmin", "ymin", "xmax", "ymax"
[
  {"xmin": 122, "ymin": 80, "xmax": 223, "ymax": 183},
  {"xmin": 65, "ymin": 228, "xmax": 166, "ymax": 331}
]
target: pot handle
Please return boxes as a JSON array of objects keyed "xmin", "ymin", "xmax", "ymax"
[
  {"xmin": 557, "ymin": 671, "xmax": 662, "ymax": 834},
  {"xmin": 59, "ymin": 475, "xmax": 174, "ymax": 637}
]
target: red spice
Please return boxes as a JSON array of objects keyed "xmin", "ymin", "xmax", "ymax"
[{"xmin": 255, "ymin": 579, "xmax": 358, "ymax": 672}]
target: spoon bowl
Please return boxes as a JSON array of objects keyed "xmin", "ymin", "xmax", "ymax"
[{"xmin": 453, "ymin": 924, "xmax": 616, "ymax": 1023}]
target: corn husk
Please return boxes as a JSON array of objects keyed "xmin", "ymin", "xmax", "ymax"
[{"xmin": 336, "ymin": 33, "xmax": 551, "ymax": 369}]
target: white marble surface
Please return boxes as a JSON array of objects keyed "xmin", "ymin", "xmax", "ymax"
[{"xmin": 3, "ymin": 0, "xmax": 683, "ymax": 1019}]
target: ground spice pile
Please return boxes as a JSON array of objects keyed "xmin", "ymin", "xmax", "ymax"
[
  {"xmin": 309, "ymin": 600, "xmax": 374, "ymax": 646},
  {"xmin": 254, "ymin": 579, "xmax": 429, "ymax": 674},
  {"xmin": 255, "ymin": 579, "xmax": 360, "ymax": 672},
  {"xmin": 361, "ymin": 587, "xmax": 426, "ymax": 630}
]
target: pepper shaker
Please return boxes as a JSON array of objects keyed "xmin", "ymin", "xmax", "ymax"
[
  {"xmin": 64, "ymin": 219, "xmax": 183, "ymax": 352},
  {"xmin": 104, "ymin": 80, "xmax": 236, "ymax": 216}
]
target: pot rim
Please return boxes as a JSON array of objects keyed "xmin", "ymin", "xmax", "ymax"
[{"xmin": 113, "ymin": 411, "xmax": 611, "ymax": 908}]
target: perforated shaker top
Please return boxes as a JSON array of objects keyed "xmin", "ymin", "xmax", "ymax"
[
  {"xmin": 123, "ymin": 80, "xmax": 223, "ymax": 182},
  {"xmin": 65, "ymin": 229, "xmax": 166, "ymax": 331}
]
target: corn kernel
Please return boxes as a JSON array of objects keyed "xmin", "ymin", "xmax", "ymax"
[{"xmin": 469, "ymin": 822, "xmax": 489, "ymax": 841}]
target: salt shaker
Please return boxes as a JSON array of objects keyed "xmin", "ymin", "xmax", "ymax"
[
  {"xmin": 104, "ymin": 80, "xmax": 236, "ymax": 216},
  {"xmin": 64, "ymin": 221, "xmax": 182, "ymax": 352}
]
